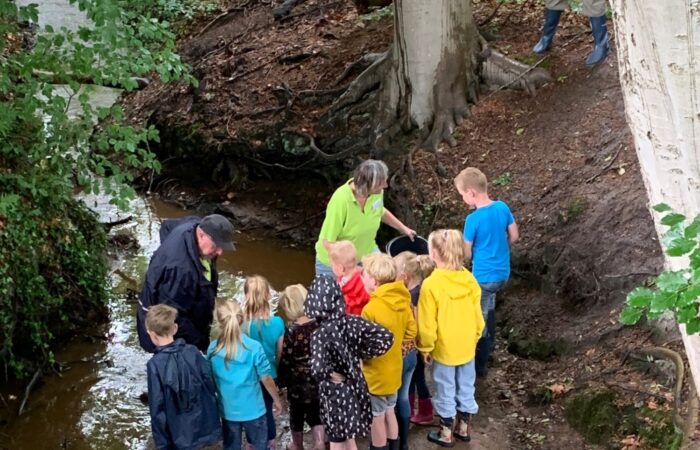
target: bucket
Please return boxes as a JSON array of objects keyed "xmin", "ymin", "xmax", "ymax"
[{"xmin": 385, "ymin": 235, "xmax": 429, "ymax": 257}]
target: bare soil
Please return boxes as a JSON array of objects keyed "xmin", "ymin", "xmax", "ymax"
[{"xmin": 119, "ymin": 0, "xmax": 697, "ymax": 448}]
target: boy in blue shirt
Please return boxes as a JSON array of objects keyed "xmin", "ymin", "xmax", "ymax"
[
  {"xmin": 454, "ymin": 168, "xmax": 519, "ymax": 378},
  {"xmin": 145, "ymin": 304, "xmax": 222, "ymax": 450}
]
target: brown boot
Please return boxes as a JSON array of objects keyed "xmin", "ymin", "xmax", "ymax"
[
  {"xmin": 427, "ymin": 417, "xmax": 454, "ymax": 448},
  {"xmin": 454, "ymin": 412, "xmax": 473, "ymax": 442}
]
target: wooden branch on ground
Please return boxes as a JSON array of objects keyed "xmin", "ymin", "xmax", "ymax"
[
  {"xmin": 101, "ymin": 215, "xmax": 133, "ymax": 229},
  {"xmin": 18, "ymin": 362, "xmax": 45, "ymax": 416},
  {"xmin": 586, "ymin": 144, "xmax": 624, "ymax": 183}
]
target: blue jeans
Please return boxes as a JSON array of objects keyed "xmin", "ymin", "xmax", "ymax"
[
  {"xmin": 315, "ymin": 259, "xmax": 334, "ymax": 277},
  {"xmin": 431, "ymin": 359, "xmax": 478, "ymax": 419},
  {"xmin": 261, "ymin": 382, "xmax": 276, "ymax": 441},
  {"xmin": 409, "ymin": 350, "xmax": 431, "ymax": 400},
  {"xmin": 396, "ymin": 350, "xmax": 417, "ymax": 419},
  {"xmin": 475, "ymin": 279, "xmax": 507, "ymax": 377},
  {"xmin": 223, "ymin": 415, "xmax": 268, "ymax": 450}
]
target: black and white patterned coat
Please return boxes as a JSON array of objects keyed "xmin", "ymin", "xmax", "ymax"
[{"xmin": 305, "ymin": 275, "xmax": 393, "ymax": 442}]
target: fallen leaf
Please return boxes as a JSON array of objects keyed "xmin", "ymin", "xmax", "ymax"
[{"xmin": 647, "ymin": 399, "xmax": 658, "ymax": 410}]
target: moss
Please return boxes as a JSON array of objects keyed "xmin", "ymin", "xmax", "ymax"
[
  {"xmin": 620, "ymin": 405, "xmax": 681, "ymax": 450},
  {"xmin": 564, "ymin": 389, "xmax": 619, "ymax": 446},
  {"xmin": 506, "ymin": 330, "xmax": 571, "ymax": 361}
]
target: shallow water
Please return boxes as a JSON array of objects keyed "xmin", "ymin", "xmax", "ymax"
[{"xmin": 3, "ymin": 196, "xmax": 314, "ymax": 450}]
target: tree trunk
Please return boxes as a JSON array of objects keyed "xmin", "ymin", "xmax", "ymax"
[
  {"xmin": 330, "ymin": 0, "xmax": 481, "ymax": 153},
  {"xmin": 610, "ymin": 0, "xmax": 700, "ymax": 394}
]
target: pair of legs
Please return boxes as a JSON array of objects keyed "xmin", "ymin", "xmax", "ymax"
[
  {"xmin": 329, "ymin": 439, "xmax": 357, "ymax": 450},
  {"xmin": 395, "ymin": 351, "xmax": 417, "ymax": 450},
  {"xmin": 288, "ymin": 398, "xmax": 325, "ymax": 450},
  {"xmin": 370, "ymin": 393, "xmax": 399, "ymax": 449},
  {"xmin": 223, "ymin": 415, "xmax": 268, "ymax": 450},
  {"xmin": 428, "ymin": 359, "xmax": 478, "ymax": 446},
  {"xmin": 534, "ymin": 0, "xmax": 609, "ymax": 65},
  {"xmin": 475, "ymin": 279, "xmax": 507, "ymax": 377}
]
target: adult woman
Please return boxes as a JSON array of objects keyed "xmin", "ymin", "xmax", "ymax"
[{"xmin": 314, "ymin": 159, "xmax": 416, "ymax": 276}]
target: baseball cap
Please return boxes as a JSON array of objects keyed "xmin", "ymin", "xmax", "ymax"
[{"xmin": 199, "ymin": 214, "xmax": 236, "ymax": 251}]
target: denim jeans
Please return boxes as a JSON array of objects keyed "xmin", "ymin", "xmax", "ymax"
[
  {"xmin": 409, "ymin": 350, "xmax": 431, "ymax": 400},
  {"xmin": 261, "ymin": 382, "xmax": 276, "ymax": 441},
  {"xmin": 431, "ymin": 359, "xmax": 478, "ymax": 419},
  {"xmin": 475, "ymin": 279, "xmax": 507, "ymax": 377},
  {"xmin": 223, "ymin": 415, "xmax": 268, "ymax": 450},
  {"xmin": 396, "ymin": 350, "xmax": 417, "ymax": 419},
  {"xmin": 315, "ymin": 259, "xmax": 334, "ymax": 277}
]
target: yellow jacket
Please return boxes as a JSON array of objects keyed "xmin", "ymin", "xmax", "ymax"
[
  {"xmin": 417, "ymin": 268, "xmax": 484, "ymax": 366},
  {"xmin": 362, "ymin": 281, "xmax": 417, "ymax": 395}
]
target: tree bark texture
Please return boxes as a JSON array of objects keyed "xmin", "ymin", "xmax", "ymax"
[{"xmin": 611, "ymin": 0, "xmax": 700, "ymax": 395}]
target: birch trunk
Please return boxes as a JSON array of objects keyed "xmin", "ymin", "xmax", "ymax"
[{"xmin": 610, "ymin": 0, "xmax": 700, "ymax": 394}]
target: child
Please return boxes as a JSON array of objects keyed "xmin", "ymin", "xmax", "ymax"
[
  {"xmin": 454, "ymin": 167, "xmax": 519, "ymax": 377},
  {"xmin": 277, "ymin": 284, "xmax": 325, "ymax": 450},
  {"xmin": 360, "ymin": 253, "xmax": 417, "ymax": 450},
  {"xmin": 329, "ymin": 240, "xmax": 370, "ymax": 315},
  {"xmin": 145, "ymin": 304, "xmax": 221, "ymax": 450},
  {"xmin": 393, "ymin": 251, "xmax": 436, "ymax": 432},
  {"xmin": 208, "ymin": 301, "xmax": 284, "ymax": 450},
  {"xmin": 242, "ymin": 275, "xmax": 286, "ymax": 450},
  {"xmin": 417, "ymin": 229, "xmax": 484, "ymax": 447},
  {"xmin": 305, "ymin": 275, "xmax": 394, "ymax": 450}
]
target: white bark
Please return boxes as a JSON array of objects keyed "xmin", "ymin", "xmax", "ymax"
[
  {"xmin": 611, "ymin": 0, "xmax": 700, "ymax": 394},
  {"xmin": 386, "ymin": 0, "xmax": 478, "ymax": 147}
]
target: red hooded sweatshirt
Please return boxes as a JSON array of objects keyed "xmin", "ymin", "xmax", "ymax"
[{"xmin": 339, "ymin": 270, "xmax": 370, "ymax": 315}]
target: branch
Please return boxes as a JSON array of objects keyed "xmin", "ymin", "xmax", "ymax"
[
  {"xmin": 586, "ymin": 144, "xmax": 623, "ymax": 183},
  {"xmin": 18, "ymin": 362, "xmax": 45, "ymax": 416},
  {"xmin": 101, "ymin": 215, "xmax": 133, "ymax": 229}
]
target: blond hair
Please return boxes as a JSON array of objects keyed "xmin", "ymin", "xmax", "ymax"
[
  {"xmin": 362, "ymin": 253, "xmax": 397, "ymax": 284},
  {"xmin": 429, "ymin": 229, "xmax": 466, "ymax": 270},
  {"xmin": 454, "ymin": 167, "xmax": 488, "ymax": 193},
  {"xmin": 278, "ymin": 284, "xmax": 308, "ymax": 324},
  {"xmin": 329, "ymin": 240, "xmax": 358, "ymax": 270},
  {"xmin": 146, "ymin": 304, "xmax": 178, "ymax": 337},
  {"xmin": 213, "ymin": 300, "xmax": 245, "ymax": 366},
  {"xmin": 394, "ymin": 251, "xmax": 436, "ymax": 284},
  {"xmin": 244, "ymin": 275, "xmax": 272, "ymax": 325}
]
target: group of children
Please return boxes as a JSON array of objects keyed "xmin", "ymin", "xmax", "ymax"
[{"xmin": 144, "ymin": 167, "xmax": 518, "ymax": 450}]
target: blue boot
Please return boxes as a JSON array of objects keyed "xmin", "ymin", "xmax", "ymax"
[
  {"xmin": 586, "ymin": 16, "xmax": 609, "ymax": 65},
  {"xmin": 533, "ymin": 9, "xmax": 562, "ymax": 54}
]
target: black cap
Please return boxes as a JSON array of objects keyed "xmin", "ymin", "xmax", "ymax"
[{"xmin": 199, "ymin": 214, "xmax": 235, "ymax": 251}]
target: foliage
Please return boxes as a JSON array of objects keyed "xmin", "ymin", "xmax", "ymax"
[
  {"xmin": 565, "ymin": 389, "xmax": 619, "ymax": 446},
  {"xmin": 620, "ymin": 204, "xmax": 700, "ymax": 333},
  {"xmin": 492, "ymin": 172, "xmax": 512, "ymax": 186},
  {"xmin": 358, "ymin": 4, "xmax": 393, "ymax": 23},
  {"xmin": 0, "ymin": 0, "xmax": 196, "ymax": 376}
]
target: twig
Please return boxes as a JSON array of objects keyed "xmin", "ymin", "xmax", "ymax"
[
  {"xmin": 18, "ymin": 362, "xmax": 45, "ymax": 416},
  {"xmin": 634, "ymin": 347, "xmax": 685, "ymax": 433},
  {"xmin": 586, "ymin": 144, "xmax": 624, "ymax": 183},
  {"xmin": 227, "ymin": 58, "xmax": 276, "ymax": 83},
  {"xmin": 478, "ymin": 0, "xmax": 504, "ymax": 27},
  {"xmin": 603, "ymin": 270, "xmax": 658, "ymax": 279},
  {"xmin": 195, "ymin": 5, "xmax": 247, "ymax": 38},
  {"xmin": 101, "ymin": 215, "xmax": 133, "ymax": 229}
]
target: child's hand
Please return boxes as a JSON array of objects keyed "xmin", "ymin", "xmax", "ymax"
[
  {"xmin": 272, "ymin": 399, "xmax": 284, "ymax": 416},
  {"xmin": 330, "ymin": 371, "xmax": 345, "ymax": 384},
  {"xmin": 422, "ymin": 353, "xmax": 432, "ymax": 366}
]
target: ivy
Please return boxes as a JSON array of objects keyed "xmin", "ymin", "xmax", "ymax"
[
  {"xmin": 0, "ymin": 0, "xmax": 196, "ymax": 376},
  {"xmin": 620, "ymin": 205, "xmax": 700, "ymax": 334}
]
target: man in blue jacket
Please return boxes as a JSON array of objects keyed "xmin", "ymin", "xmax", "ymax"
[{"xmin": 137, "ymin": 214, "xmax": 235, "ymax": 353}]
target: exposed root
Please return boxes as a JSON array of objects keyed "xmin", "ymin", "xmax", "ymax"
[
  {"xmin": 422, "ymin": 105, "xmax": 470, "ymax": 151},
  {"xmin": 331, "ymin": 50, "xmax": 390, "ymax": 113},
  {"xmin": 482, "ymin": 48, "xmax": 553, "ymax": 96},
  {"xmin": 18, "ymin": 361, "xmax": 45, "ymax": 416},
  {"xmin": 333, "ymin": 52, "xmax": 386, "ymax": 87}
]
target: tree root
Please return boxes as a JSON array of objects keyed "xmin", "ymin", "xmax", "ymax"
[
  {"xmin": 333, "ymin": 52, "xmax": 386, "ymax": 87},
  {"xmin": 331, "ymin": 50, "xmax": 389, "ymax": 113},
  {"xmin": 482, "ymin": 48, "xmax": 552, "ymax": 96},
  {"xmin": 18, "ymin": 361, "xmax": 45, "ymax": 416}
]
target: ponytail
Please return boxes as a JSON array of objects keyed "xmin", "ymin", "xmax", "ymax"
[
  {"xmin": 213, "ymin": 300, "xmax": 245, "ymax": 366},
  {"xmin": 428, "ymin": 229, "xmax": 466, "ymax": 270}
]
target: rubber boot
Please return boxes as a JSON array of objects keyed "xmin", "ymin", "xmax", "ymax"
[
  {"xmin": 427, "ymin": 417, "xmax": 454, "ymax": 448},
  {"xmin": 410, "ymin": 398, "xmax": 434, "ymax": 425},
  {"xmin": 453, "ymin": 412, "xmax": 473, "ymax": 442},
  {"xmin": 287, "ymin": 432, "xmax": 304, "ymax": 450},
  {"xmin": 533, "ymin": 9, "xmax": 562, "ymax": 54},
  {"xmin": 311, "ymin": 425, "xmax": 325, "ymax": 450},
  {"xmin": 398, "ymin": 414, "xmax": 410, "ymax": 450},
  {"xmin": 408, "ymin": 393, "xmax": 415, "ymax": 418},
  {"xmin": 387, "ymin": 438, "xmax": 399, "ymax": 450},
  {"xmin": 586, "ymin": 16, "xmax": 609, "ymax": 65},
  {"xmin": 369, "ymin": 445, "xmax": 388, "ymax": 450}
]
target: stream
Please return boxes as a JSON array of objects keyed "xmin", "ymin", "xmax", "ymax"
[{"xmin": 4, "ymin": 195, "xmax": 314, "ymax": 450}]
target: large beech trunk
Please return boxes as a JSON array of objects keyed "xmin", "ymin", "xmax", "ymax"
[{"xmin": 611, "ymin": 0, "xmax": 700, "ymax": 394}]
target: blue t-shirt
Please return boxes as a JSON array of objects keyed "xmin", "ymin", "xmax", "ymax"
[
  {"xmin": 243, "ymin": 316, "xmax": 285, "ymax": 378},
  {"xmin": 207, "ymin": 335, "xmax": 271, "ymax": 422},
  {"xmin": 463, "ymin": 200, "xmax": 515, "ymax": 283}
]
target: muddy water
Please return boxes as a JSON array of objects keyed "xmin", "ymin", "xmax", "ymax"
[{"xmin": 4, "ymin": 196, "xmax": 314, "ymax": 450}]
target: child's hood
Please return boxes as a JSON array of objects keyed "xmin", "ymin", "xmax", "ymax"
[
  {"xmin": 305, "ymin": 275, "xmax": 346, "ymax": 321},
  {"xmin": 428, "ymin": 268, "xmax": 480, "ymax": 301},
  {"xmin": 371, "ymin": 280, "xmax": 411, "ymax": 311}
]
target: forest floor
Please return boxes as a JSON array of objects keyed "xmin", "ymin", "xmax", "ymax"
[{"xmin": 121, "ymin": 0, "xmax": 697, "ymax": 448}]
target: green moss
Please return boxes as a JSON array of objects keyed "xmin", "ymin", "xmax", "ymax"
[
  {"xmin": 506, "ymin": 331, "xmax": 571, "ymax": 361},
  {"xmin": 565, "ymin": 390, "xmax": 619, "ymax": 446},
  {"xmin": 620, "ymin": 405, "xmax": 681, "ymax": 449}
]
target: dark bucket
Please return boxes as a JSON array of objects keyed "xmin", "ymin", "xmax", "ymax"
[{"xmin": 385, "ymin": 235, "xmax": 429, "ymax": 257}]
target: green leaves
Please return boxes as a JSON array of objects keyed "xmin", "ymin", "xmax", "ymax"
[{"xmin": 621, "ymin": 205, "xmax": 700, "ymax": 334}]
